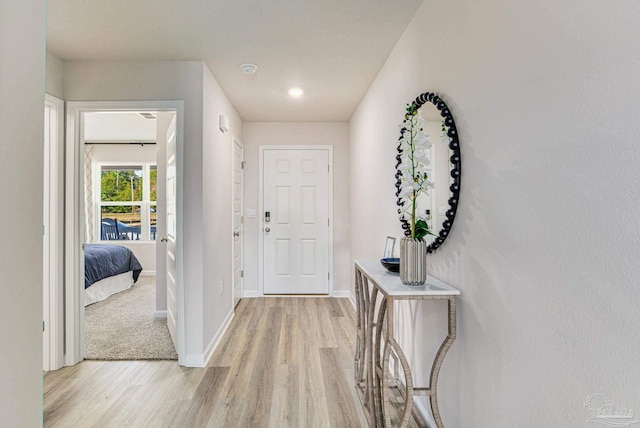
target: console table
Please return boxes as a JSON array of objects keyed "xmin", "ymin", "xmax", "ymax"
[{"xmin": 354, "ymin": 259, "xmax": 459, "ymax": 427}]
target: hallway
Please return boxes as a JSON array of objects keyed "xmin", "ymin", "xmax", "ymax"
[{"xmin": 44, "ymin": 298, "xmax": 368, "ymax": 427}]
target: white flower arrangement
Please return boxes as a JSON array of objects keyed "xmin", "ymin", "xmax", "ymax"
[{"xmin": 398, "ymin": 103, "xmax": 435, "ymax": 240}]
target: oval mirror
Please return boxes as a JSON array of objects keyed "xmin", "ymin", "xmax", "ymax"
[{"xmin": 395, "ymin": 92, "xmax": 461, "ymax": 253}]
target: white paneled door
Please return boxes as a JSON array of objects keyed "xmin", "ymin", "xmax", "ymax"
[
  {"xmin": 165, "ymin": 115, "xmax": 178, "ymax": 350},
  {"xmin": 263, "ymin": 148, "xmax": 330, "ymax": 294},
  {"xmin": 43, "ymin": 94, "xmax": 64, "ymax": 371},
  {"xmin": 232, "ymin": 138, "xmax": 244, "ymax": 308}
]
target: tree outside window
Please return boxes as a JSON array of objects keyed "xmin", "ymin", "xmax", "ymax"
[{"xmin": 98, "ymin": 164, "xmax": 156, "ymax": 241}]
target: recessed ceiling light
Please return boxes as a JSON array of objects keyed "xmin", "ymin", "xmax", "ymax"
[
  {"xmin": 240, "ymin": 63, "xmax": 258, "ymax": 75},
  {"xmin": 288, "ymin": 88, "xmax": 304, "ymax": 98}
]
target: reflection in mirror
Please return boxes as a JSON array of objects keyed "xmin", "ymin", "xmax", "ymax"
[
  {"xmin": 395, "ymin": 92, "xmax": 461, "ymax": 253},
  {"xmin": 416, "ymin": 103, "xmax": 453, "ymax": 247}
]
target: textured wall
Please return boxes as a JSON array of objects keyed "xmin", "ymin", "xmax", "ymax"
[{"xmin": 350, "ymin": 0, "xmax": 640, "ymax": 425}]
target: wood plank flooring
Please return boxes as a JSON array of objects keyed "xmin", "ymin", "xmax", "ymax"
[{"xmin": 44, "ymin": 297, "xmax": 368, "ymax": 428}]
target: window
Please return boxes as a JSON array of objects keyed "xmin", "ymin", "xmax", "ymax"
[{"xmin": 97, "ymin": 163, "xmax": 157, "ymax": 241}]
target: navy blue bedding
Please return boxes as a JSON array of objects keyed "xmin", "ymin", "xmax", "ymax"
[{"xmin": 84, "ymin": 244, "xmax": 143, "ymax": 289}]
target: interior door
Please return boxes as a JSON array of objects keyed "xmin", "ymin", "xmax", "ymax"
[
  {"xmin": 263, "ymin": 148, "xmax": 330, "ymax": 294},
  {"xmin": 43, "ymin": 95, "xmax": 64, "ymax": 371},
  {"xmin": 232, "ymin": 138, "xmax": 244, "ymax": 308},
  {"xmin": 165, "ymin": 115, "xmax": 178, "ymax": 349}
]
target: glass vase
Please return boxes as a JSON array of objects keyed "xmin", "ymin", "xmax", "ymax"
[{"xmin": 399, "ymin": 237, "xmax": 427, "ymax": 286}]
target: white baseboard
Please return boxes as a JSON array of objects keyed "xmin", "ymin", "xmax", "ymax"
[
  {"xmin": 203, "ymin": 308, "xmax": 236, "ymax": 367},
  {"xmin": 348, "ymin": 292, "xmax": 356, "ymax": 311},
  {"xmin": 243, "ymin": 290, "xmax": 261, "ymax": 298},
  {"xmin": 395, "ymin": 378, "xmax": 437, "ymax": 428},
  {"xmin": 332, "ymin": 290, "xmax": 351, "ymax": 299},
  {"xmin": 154, "ymin": 310, "xmax": 167, "ymax": 319},
  {"xmin": 184, "ymin": 309, "xmax": 234, "ymax": 367},
  {"xmin": 204, "ymin": 309, "xmax": 234, "ymax": 366},
  {"xmin": 243, "ymin": 290, "xmax": 353, "ymax": 299},
  {"xmin": 182, "ymin": 353, "xmax": 206, "ymax": 367},
  {"xmin": 182, "ymin": 309, "xmax": 235, "ymax": 368}
]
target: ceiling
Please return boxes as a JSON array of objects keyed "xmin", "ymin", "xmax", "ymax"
[{"xmin": 47, "ymin": 0, "xmax": 422, "ymax": 122}]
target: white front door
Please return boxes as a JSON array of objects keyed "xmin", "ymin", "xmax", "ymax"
[
  {"xmin": 262, "ymin": 148, "xmax": 330, "ymax": 294},
  {"xmin": 165, "ymin": 115, "xmax": 178, "ymax": 349},
  {"xmin": 232, "ymin": 138, "xmax": 244, "ymax": 308}
]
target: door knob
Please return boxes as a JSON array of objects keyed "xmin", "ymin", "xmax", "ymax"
[
  {"xmin": 233, "ymin": 231, "xmax": 240, "ymax": 237},
  {"xmin": 265, "ymin": 227, "xmax": 271, "ymax": 233},
  {"xmin": 160, "ymin": 237, "xmax": 168, "ymax": 242}
]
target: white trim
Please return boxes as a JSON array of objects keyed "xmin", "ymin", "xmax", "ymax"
[
  {"xmin": 43, "ymin": 94, "xmax": 65, "ymax": 372},
  {"xmin": 140, "ymin": 271, "xmax": 157, "ymax": 276},
  {"xmin": 231, "ymin": 136, "xmax": 244, "ymax": 308},
  {"xmin": 182, "ymin": 354, "xmax": 205, "ymax": 367},
  {"xmin": 348, "ymin": 291, "xmax": 357, "ymax": 312},
  {"xmin": 241, "ymin": 292, "xmax": 355, "ymax": 301},
  {"xmin": 204, "ymin": 309, "xmax": 234, "ymax": 366},
  {"xmin": 243, "ymin": 293, "xmax": 334, "ymax": 299},
  {"xmin": 243, "ymin": 290, "xmax": 261, "ymax": 298},
  {"xmin": 258, "ymin": 145, "xmax": 334, "ymax": 297},
  {"xmin": 414, "ymin": 397, "xmax": 437, "ymax": 428},
  {"xmin": 65, "ymin": 102, "xmax": 83, "ymax": 366},
  {"xmin": 93, "ymin": 160, "xmax": 157, "ymax": 242},
  {"xmin": 331, "ymin": 290, "xmax": 351, "ymax": 299},
  {"xmin": 394, "ymin": 377, "xmax": 437, "ymax": 428},
  {"xmin": 154, "ymin": 310, "xmax": 167, "ymax": 319},
  {"xmin": 65, "ymin": 100, "xmax": 185, "ymax": 367},
  {"xmin": 183, "ymin": 309, "xmax": 234, "ymax": 367}
]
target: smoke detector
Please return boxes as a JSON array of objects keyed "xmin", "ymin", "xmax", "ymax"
[{"xmin": 240, "ymin": 63, "xmax": 258, "ymax": 75}]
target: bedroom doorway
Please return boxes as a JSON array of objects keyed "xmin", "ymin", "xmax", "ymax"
[{"xmin": 65, "ymin": 101, "xmax": 185, "ymax": 366}]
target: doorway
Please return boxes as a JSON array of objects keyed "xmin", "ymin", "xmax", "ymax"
[
  {"xmin": 65, "ymin": 101, "xmax": 185, "ymax": 365},
  {"xmin": 259, "ymin": 146, "xmax": 334, "ymax": 295}
]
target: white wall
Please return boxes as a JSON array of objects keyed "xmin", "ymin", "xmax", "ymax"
[
  {"xmin": 202, "ymin": 64, "xmax": 243, "ymax": 348},
  {"xmin": 89, "ymin": 143, "xmax": 158, "ymax": 272},
  {"xmin": 0, "ymin": 0, "xmax": 46, "ymax": 424},
  {"xmin": 350, "ymin": 1, "xmax": 640, "ymax": 426},
  {"xmin": 84, "ymin": 112, "xmax": 157, "ymax": 141},
  {"xmin": 242, "ymin": 122, "xmax": 351, "ymax": 295},
  {"xmin": 64, "ymin": 60, "xmax": 227, "ymax": 364},
  {"xmin": 46, "ymin": 51, "xmax": 64, "ymax": 99}
]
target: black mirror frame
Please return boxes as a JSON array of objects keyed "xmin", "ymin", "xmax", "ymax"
[{"xmin": 395, "ymin": 92, "xmax": 461, "ymax": 253}]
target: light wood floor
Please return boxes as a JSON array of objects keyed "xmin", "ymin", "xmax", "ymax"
[{"xmin": 44, "ymin": 297, "xmax": 368, "ymax": 427}]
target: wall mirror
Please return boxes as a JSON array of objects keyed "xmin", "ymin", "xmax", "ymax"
[{"xmin": 395, "ymin": 92, "xmax": 461, "ymax": 253}]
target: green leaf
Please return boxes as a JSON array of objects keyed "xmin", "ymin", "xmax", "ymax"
[{"xmin": 414, "ymin": 219, "xmax": 435, "ymax": 240}]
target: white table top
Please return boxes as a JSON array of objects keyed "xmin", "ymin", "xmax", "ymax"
[{"xmin": 355, "ymin": 259, "xmax": 460, "ymax": 297}]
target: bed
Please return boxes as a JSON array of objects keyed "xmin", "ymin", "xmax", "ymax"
[{"xmin": 84, "ymin": 244, "xmax": 143, "ymax": 306}]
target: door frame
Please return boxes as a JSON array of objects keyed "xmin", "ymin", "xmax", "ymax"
[
  {"xmin": 258, "ymin": 145, "xmax": 334, "ymax": 296},
  {"xmin": 231, "ymin": 136, "xmax": 244, "ymax": 307},
  {"xmin": 43, "ymin": 94, "xmax": 65, "ymax": 371},
  {"xmin": 65, "ymin": 100, "xmax": 186, "ymax": 366}
]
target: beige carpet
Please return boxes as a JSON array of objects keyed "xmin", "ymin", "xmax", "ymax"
[{"xmin": 85, "ymin": 275, "xmax": 178, "ymax": 360}]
